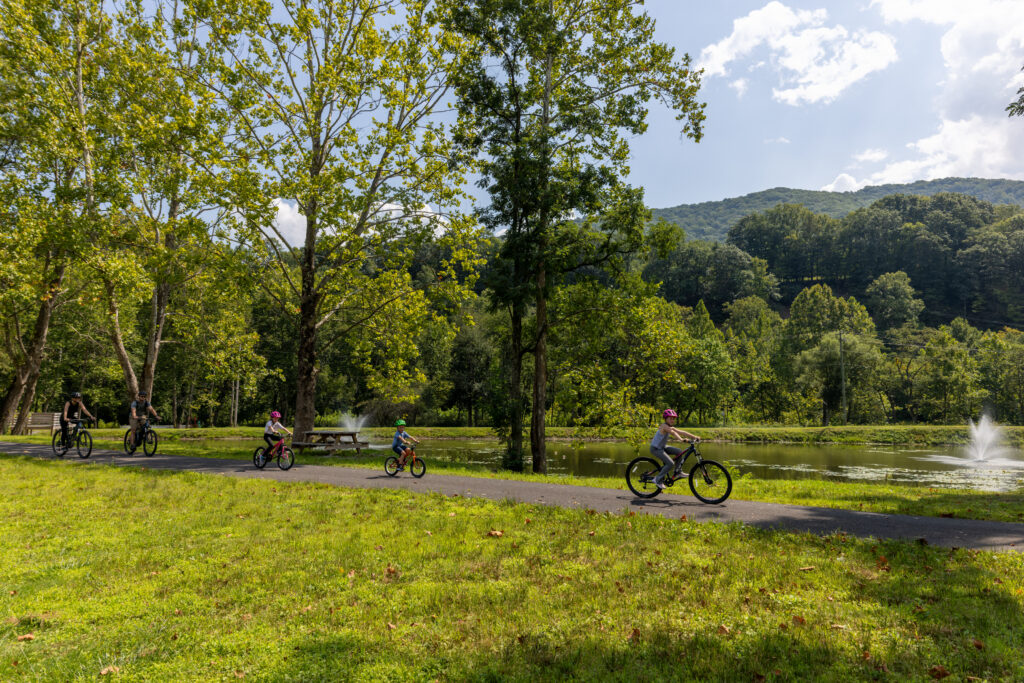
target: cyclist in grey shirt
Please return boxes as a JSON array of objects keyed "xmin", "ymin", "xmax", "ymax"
[{"xmin": 650, "ymin": 409, "xmax": 700, "ymax": 489}]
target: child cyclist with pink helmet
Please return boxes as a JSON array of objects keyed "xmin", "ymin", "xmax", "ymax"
[
  {"xmin": 650, "ymin": 409, "xmax": 700, "ymax": 489},
  {"xmin": 264, "ymin": 410, "xmax": 292, "ymax": 451}
]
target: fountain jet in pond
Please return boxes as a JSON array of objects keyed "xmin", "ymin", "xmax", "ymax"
[
  {"xmin": 966, "ymin": 414, "xmax": 1006, "ymax": 461},
  {"xmin": 338, "ymin": 412, "xmax": 368, "ymax": 433}
]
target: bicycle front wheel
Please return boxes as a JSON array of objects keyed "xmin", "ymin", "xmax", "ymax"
[
  {"xmin": 143, "ymin": 430, "xmax": 158, "ymax": 456},
  {"xmin": 688, "ymin": 460, "xmax": 732, "ymax": 504},
  {"xmin": 384, "ymin": 456, "xmax": 400, "ymax": 476},
  {"xmin": 626, "ymin": 456, "xmax": 663, "ymax": 498},
  {"xmin": 76, "ymin": 431, "xmax": 93, "ymax": 459},
  {"xmin": 123, "ymin": 429, "xmax": 133, "ymax": 454},
  {"xmin": 410, "ymin": 458, "xmax": 426, "ymax": 478},
  {"xmin": 253, "ymin": 447, "xmax": 267, "ymax": 469},
  {"xmin": 52, "ymin": 431, "xmax": 68, "ymax": 457},
  {"xmin": 278, "ymin": 447, "xmax": 294, "ymax": 471}
]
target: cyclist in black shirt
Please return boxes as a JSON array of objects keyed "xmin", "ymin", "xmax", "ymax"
[
  {"xmin": 61, "ymin": 392, "xmax": 95, "ymax": 446},
  {"xmin": 129, "ymin": 390, "xmax": 160, "ymax": 450}
]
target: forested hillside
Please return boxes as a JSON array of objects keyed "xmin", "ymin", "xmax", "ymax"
[{"xmin": 653, "ymin": 177, "xmax": 1024, "ymax": 241}]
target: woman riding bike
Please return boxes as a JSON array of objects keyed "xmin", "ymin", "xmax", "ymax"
[{"xmin": 651, "ymin": 409, "xmax": 700, "ymax": 490}]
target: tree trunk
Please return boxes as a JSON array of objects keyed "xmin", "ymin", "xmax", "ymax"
[
  {"xmin": 293, "ymin": 199, "xmax": 320, "ymax": 439},
  {"xmin": 531, "ymin": 263, "xmax": 548, "ymax": 474},
  {"xmin": 12, "ymin": 364, "xmax": 42, "ymax": 435},
  {"xmin": 505, "ymin": 301, "xmax": 525, "ymax": 471},
  {"xmin": 103, "ymin": 279, "xmax": 141, "ymax": 402},
  {"xmin": 0, "ymin": 263, "xmax": 65, "ymax": 434}
]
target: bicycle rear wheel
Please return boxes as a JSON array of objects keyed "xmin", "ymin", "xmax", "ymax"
[
  {"xmin": 143, "ymin": 429, "xmax": 158, "ymax": 456},
  {"xmin": 409, "ymin": 458, "xmax": 426, "ymax": 478},
  {"xmin": 52, "ymin": 431, "xmax": 68, "ymax": 457},
  {"xmin": 625, "ymin": 456, "xmax": 663, "ymax": 498},
  {"xmin": 688, "ymin": 460, "xmax": 732, "ymax": 504},
  {"xmin": 278, "ymin": 447, "xmax": 294, "ymax": 471},
  {"xmin": 76, "ymin": 431, "xmax": 93, "ymax": 459},
  {"xmin": 253, "ymin": 447, "xmax": 267, "ymax": 469},
  {"xmin": 384, "ymin": 456, "xmax": 400, "ymax": 476}
]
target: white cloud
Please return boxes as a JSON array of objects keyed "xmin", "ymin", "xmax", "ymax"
[
  {"xmin": 699, "ymin": 2, "xmax": 897, "ymax": 106},
  {"xmin": 829, "ymin": 2, "xmax": 1024, "ymax": 189},
  {"xmin": 821, "ymin": 173, "xmax": 861, "ymax": 192},
  {"xmin": 273, "ymin": 199, "xmax": 306, "ymax": 246},
  {"xmin": 729, "ymin": 78, "xmax": 749, "ymax": 97},
  {"xmin": 853, "ymin": 148, "xmax": 888, "ymax": 163},
  {"xmin": 764, "ymin": 136, "xmax": 791, "ymax": 144}
]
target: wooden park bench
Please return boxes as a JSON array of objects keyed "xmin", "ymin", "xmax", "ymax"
[
  {"xmin": 3, "ymin": 412, "xmax": 60, "ymax": 435},
  {"xmin": 292, "ymin": 429, "xmax": 369, "ymax": 455}
]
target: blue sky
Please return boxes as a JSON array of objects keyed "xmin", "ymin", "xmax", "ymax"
[
  {"xmin": 631, "ymin": 0, "xmax": 1024, "ymax": 207},
  {"xmin": 274, "ymin": 1, "xmax": 1024, "ymax": 240}
]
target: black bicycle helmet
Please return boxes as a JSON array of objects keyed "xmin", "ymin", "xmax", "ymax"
[
  {"xmin": 71, "ymin": 391, "xmax": 82, "ymax": 398},
  {"xmin": 138, "ymin": 391, "xmax": 148, "ymax": 397}
]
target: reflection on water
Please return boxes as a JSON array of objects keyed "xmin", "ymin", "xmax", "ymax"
[
  {"xmin": 412, "ymin": 440, "xmax": 1024, "ymax": 492},
  {"xmin": 194, "ymin": 437, "xmax": 1024, "ymax": 492}
]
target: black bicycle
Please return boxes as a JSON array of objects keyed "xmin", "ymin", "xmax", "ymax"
[
  {"xmin": 52, "ymin": 419, "xmax": 93, "ymax": 459},
  {"xmin": 123, "ymin": 419, "xmax": 158, "ymax": 456},
  {"xmin": 626, "ymin": 441, "xmax": 732, "ymax": 504}
]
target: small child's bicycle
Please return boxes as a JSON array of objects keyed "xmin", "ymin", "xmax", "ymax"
[
  {"xmin": 384, "ymin": 447, "xmax": 426, "ymax": 478},
  {"xmin": 626, "ymin": 440, "xmax": 732, "ymax": 504},
  {"xmin": 253, "ymin": 436, "xmax": 295, "ymax": 471}
]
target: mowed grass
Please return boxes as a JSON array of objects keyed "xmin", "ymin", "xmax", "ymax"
[
  {"xmin": 4, "ymin": 431, "xmax": 1023, "ymax": 523},
  {"xmin": 2, "ymin": 457, "xmax": 1024, "ymax": 681}
]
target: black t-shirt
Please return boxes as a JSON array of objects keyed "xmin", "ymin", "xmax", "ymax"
[
  {"xmin": 63, "ymin": 401, "xmax": 81, "ymax": 422},
  {"xmin": 131, "ymin": 400, "xmax": 151, "ymax": 418}
]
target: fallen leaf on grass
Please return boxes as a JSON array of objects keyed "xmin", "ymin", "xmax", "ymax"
[
  {"xmin": 448, "ymin": 512, "xmax": 456, "ymax": 517},
  {"xmin": 100, "ymin": 666, "xmax": 120, "ymax": 675},
  {"xmin": 973, "ymin": 639, "xmax": 985, "ymax": 650},
  {"xmin": 862, "ymin": 651, "xmax": 871, "ymax": 660},
  {"xmin": 487, "ymin": 530, "xmax": 504, "ymax": 537},
  {"xmin": 588, "ymin": 531, "xmax": 595, "ymax": 536},
  {"xmin": 386, "ymin": 566, "xmax": 397, "ymax": 575},
  {"xmin": 387, "ymin": 623, "xmax": 396, "ymax": 630},
  {"xmin": 717, "ymin": 625, "xmax": 731, "ymax": 635},
  {"xmin": 234, "ymin": 670, "xmax": 245, "ymax": 678},
  {"xmin": 628, "ymin": 628, "xmax": 640, "ymax": 641},
  {"xmin": 929, "ymin": 665, "xmax": 950, "ymax": 679},
  {"xmin": 374, "ymin": 545, "xmax": 383, "ymax": 551},
  {"xmin": 799, "ymin": 566, "xmax": 815, "ymax": 571},
  {"xmin": 300, "ymin": 605, "xmax": 313, "ymax": 613},
  {"xmin": 174, "ymin": 609, "xmax": 182, "ymax": 616},
  {"xmin": 16, "ymin": 634, "xmax": 34, "ymax": 641},
  {"xmin": 792, "ymin": 616, "xmax": 806, "ymax": 626},
  {"xmin": 425, "ymin": 531, "xmax": 432, "ymax": 536},
  {"xmin": 9, "ymin": 591, "xmax": 15, "ymax": 596},
  {"xmin": 830, "ymin": 624, "xmax": 848, "ymax": 630}
]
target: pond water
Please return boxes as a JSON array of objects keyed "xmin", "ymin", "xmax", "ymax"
[
  {"xmin": 190, "ymin": 437, "xmax": 1024, "ymax": 491},
  {"xmin": 370, "ymin": 439, "xmax": 1024, "ymax": 492}
]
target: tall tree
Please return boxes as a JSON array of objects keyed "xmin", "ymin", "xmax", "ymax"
[
  {"xmin": 196, "ymin": 0, "xmax": 479, "ymax": 438},
  {"xmin": 445, "ymin": 0, "xmax": 704, "ymax": 472},
  {"xmin": 0, "ymin": 0, "xmax": 120, "ymax": 432}
]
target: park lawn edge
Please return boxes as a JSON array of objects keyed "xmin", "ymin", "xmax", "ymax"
[
  {"xmin": 2, "ymin": 435, "xmax": 1023, "ymax": 524},
  {"xmin": 1, "ymin": 456, "xmax": 1023, "ymax": 682}
]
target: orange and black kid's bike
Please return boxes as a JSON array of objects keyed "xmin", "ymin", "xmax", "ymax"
[
  {"xmin": 626, "ymin": 440, "xmax": 732, "ymax": 504},
  {"xmin": 384, "ymin": 445, "xmax": 426, "ymax": 478},
  {"xmin": 253, "ymin": 435, "xmax": 294, "ymax": 471}
]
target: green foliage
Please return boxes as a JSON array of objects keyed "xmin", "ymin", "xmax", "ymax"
[
  {"xmin": 659, "ymin": 178, "xmax": 1024, "ymax": 241},
  {"xmin": 865, "ymin": 271, "xmax": 925, "ymax": 331}
]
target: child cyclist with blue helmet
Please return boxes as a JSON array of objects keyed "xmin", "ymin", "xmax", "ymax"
[
  {"xmin": 392, "ymin": 419, "xmax": 420, "ymax": 470},
  {"xmin": 651, "ymin": 409, "xmax": 700, "ymax": 489}
]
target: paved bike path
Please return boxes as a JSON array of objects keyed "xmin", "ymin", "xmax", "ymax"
[{"xmin": 3, "ymin": 441, "xmax": 1023, "ymax": 552}]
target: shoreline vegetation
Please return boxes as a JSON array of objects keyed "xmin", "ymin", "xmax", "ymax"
[{"xmin": 7, "ymin": 424, "xmax": 1019, "ymax": 447}]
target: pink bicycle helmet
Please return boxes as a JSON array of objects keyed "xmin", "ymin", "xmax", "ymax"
[
  {"xmin": 270, "ymin": 410, "xmax": 282, "ymax": 419},
  {"xmin": 662, "ymin": 408, "xmax": 678, "ymax": 419}
]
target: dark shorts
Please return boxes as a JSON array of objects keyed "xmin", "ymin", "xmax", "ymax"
[{"xmin": 392, "ymin": 444, "xmax": 409, "ymax": 455}]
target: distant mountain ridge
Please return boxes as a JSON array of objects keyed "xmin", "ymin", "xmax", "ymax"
[{"xmin": 652, "ymin": 177, "xmax": 1024, "ymax": 242}]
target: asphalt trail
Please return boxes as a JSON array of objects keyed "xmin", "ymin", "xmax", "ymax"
[{"xmin": 3, "ymin": 441, "xmax": 1022, "ymax": 551}]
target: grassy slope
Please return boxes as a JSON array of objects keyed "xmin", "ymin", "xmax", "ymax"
[
  {"xmin": 3, "ymin": 431, "xmax": 1024, "ymax": 523},
  {"xmin": 2, "ymin": 457, "xmax": 1022, "ymax": 682}
]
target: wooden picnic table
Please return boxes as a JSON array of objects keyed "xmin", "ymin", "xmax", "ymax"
[{"xmin": 292, "ymin": 429, "xmax": 369, "ymax": 454}]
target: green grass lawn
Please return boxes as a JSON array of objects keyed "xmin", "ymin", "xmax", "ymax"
[
  {"xmin": 4, "ymin": 430, "xmax": 1024, "ymax": 523},
  {"xmin": 1, "ymin": 456, "xmax": 1022, "ymax": 681}
]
